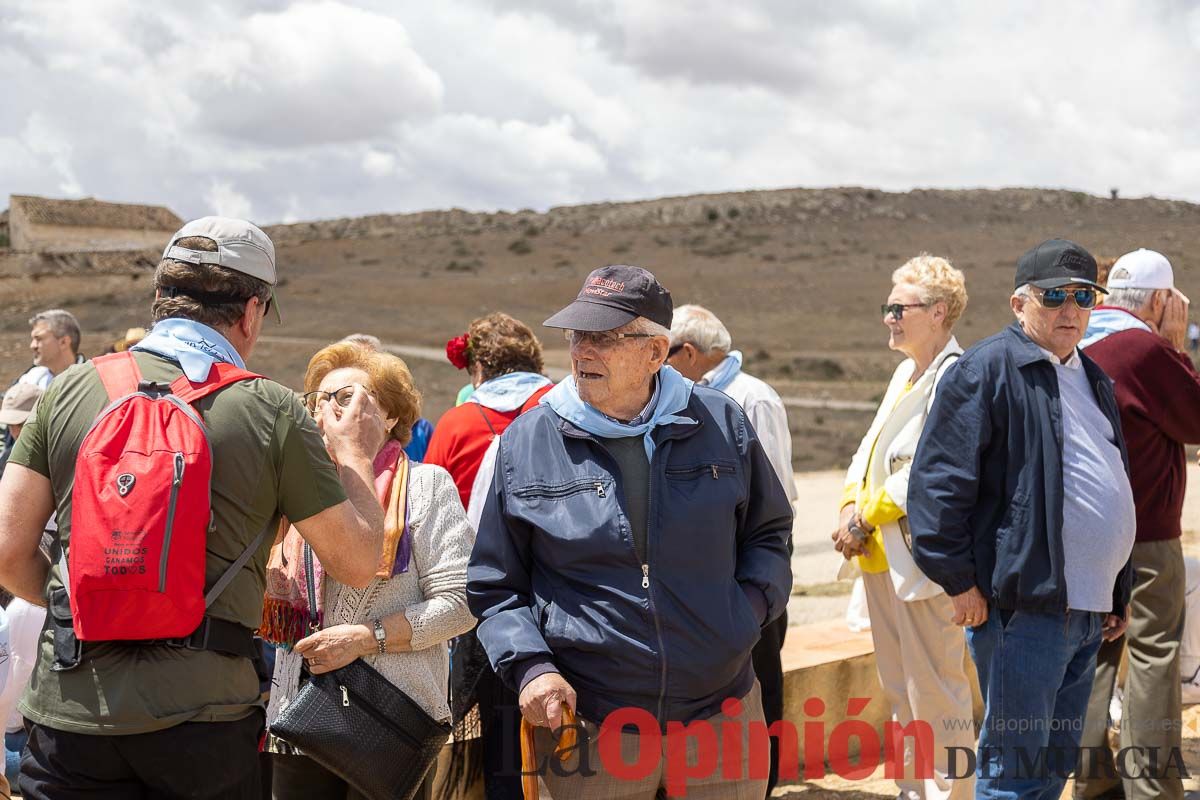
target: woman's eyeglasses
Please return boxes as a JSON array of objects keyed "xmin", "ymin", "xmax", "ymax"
[
  {"xmin": 1033, "ymin": 287, "xmax": 1098, "ymax": 310},
  {"xmin": 881, "ymin": 303, "xmax": 928, "ymax": 320},
  {"xmin": 564, "ymin": 330, "xmax": 654, "ymax": 349},
  {"xmin": 301, "ymin": 385, "xmax": 358, "ymax": 415}
]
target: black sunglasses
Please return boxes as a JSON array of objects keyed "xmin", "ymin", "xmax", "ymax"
[
  {"xmin": 667, "ymin": 343, "xmax": 685, "ymax": 358},
  {"xmin": 881, "ymin": 303, "xmax": 928, "ymax": 320},
  {"xmin": 1034, "ymin": 287, "xmax": 1098, "ymax": 310}
]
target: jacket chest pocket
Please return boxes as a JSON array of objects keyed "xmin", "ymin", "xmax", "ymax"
[
  {"xmin": 662, "ymin": 459, "xmax": 740, "ymax": 538},
  {"xmin": 513, "ymin": 477, "xmax": 621, "ymax": 556},
  {"xmin": 664, "ymin": 460, "xmax": 736, "ymax": 483}
]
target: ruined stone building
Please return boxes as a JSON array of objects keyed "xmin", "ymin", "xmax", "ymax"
[{"xmin": 6, "ymin": 195, "xmax": 181, "ymax": 253}]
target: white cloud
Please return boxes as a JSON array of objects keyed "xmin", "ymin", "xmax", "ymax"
[
  {"xmin": 0, "ymin": 0, "xmax": 1198, "ymax": 223},
  {"xmin": 204, "ymin": 180, "xmax": 254, "ymax": 220}
]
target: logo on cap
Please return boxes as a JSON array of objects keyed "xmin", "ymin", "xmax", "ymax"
[{"xmin": 1058, "ymin": 252, "xmax": 1090, "ymax": 274}]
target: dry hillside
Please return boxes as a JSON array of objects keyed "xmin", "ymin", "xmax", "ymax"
[{"xmin": 2, "ymin": 186, "xmax": 1197, "ymax": 470}]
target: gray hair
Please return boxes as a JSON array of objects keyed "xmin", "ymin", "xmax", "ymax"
[
  {"xmin": 29, "ymin": 309, "xmax": 81, "ymax": 354},
  {"xmin": 670, "ymin": 304, "xmax": 732, "ymax": 353},
  {"xmin": 1103, "ymin": 287, "xmax": 1157, "ymax": 313}
]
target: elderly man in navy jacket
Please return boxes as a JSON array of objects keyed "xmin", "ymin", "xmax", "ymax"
[
  {"xmin": 909, "ymin": 239, "xmax": 1135, "ymax": 800},
  {"xmin": 468, "ymin": 265, "xmax": 793, "ymax": 799}
]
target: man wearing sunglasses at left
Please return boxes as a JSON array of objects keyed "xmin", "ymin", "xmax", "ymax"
[{"xmin": 908, "ymin": 239, "xmax": 1136, "ymax": 799}]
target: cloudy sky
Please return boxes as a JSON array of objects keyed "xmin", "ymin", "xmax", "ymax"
[{"xmin": 2, "ymin": 0, "xmax": 1199, "ymax": 225}]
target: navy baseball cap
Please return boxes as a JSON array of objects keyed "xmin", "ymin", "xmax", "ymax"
[
  {"xmin": 1015, "ymin": 238, "xmax": 1107, "ymax": 293},
  {"xmin": 543, "ymin": 265, "xmax": 673, "ymax": 331}
]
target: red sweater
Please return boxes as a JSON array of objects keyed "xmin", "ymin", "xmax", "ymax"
[
  {"xmin": 1084, "ymin": 324, "xmax": 1200, "ymax": 541},
  {"xmin": 424, "ymin": 384, "xmax": 552, "ymax": 509}
]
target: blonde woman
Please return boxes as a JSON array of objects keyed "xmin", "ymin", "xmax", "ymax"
[
  {"xmin": 832, "ymin": 255, "xmax": 974, "ymax": 800},
  {"xmin": 263, "ymin": 343, "xmax": 476, "ymax": 800}
]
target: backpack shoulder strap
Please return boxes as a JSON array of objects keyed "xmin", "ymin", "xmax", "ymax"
[
  {"xmin": 168, "ymin": 362, "xmax": 263, "ymax": 405},
  {"xmin": 92, "ymin": 352, "xmax": 142, "ymax": 401}
]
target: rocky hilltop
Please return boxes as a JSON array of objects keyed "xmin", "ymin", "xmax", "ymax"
[{"xmin": 265, "ymin": 186, "xmax": 1200, "ymax": 246}]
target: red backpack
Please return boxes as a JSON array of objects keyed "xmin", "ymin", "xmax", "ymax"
[{"xmin": 66, "ymin": 351, "xmax": 263, "ymax": 642}]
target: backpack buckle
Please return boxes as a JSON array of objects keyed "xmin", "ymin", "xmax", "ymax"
[
  {"xmin": 182, "ymin": 618, "xmax": 212, "ymax": 651},
  {"xmin": 136, "ymin": 380, "xmax": 172, "ymax": 396}
]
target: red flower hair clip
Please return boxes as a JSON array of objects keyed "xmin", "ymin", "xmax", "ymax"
[{"xmin": 445, "ymin": 333, "xmax": 471, "ymax": 369}]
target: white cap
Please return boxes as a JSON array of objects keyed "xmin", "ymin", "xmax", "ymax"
[
  {"xmin": 1107, "ymin": 249, "xmax": 1174, "ymax": 290},
  {"xmin": 163, "ymin": 216, "xmax": 277, "ymax": 286}
]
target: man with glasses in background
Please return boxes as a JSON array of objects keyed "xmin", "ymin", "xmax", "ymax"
[
  {"xmin": 908, "ymin": 239, "xmax": 1136, "ymax": 799},
  {"xmin": 468, "ymin": 266, "xmax": 793, "ymax": 799}
]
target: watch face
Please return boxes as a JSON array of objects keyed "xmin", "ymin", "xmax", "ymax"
[{"xmin": 374, "ymin": 622, "xmax": 385, "ymax": 640}]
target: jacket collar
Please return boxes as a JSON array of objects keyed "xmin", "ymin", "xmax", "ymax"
[{"xmin": 1006, "ymin": 321, "xmax": 1075, "ymax": 368}]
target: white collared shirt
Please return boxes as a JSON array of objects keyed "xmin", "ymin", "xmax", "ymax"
[{"xmin": 1042, "ymin": 344, "xmax": 1136, "ymax": 611}]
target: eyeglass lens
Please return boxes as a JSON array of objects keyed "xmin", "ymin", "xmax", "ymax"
[{"xmin": 1041, "ymin": 289, "xmax": 1097, "ymax": 309}]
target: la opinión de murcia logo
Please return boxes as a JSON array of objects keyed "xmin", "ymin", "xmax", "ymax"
[{"xmin": 513, "ymin": 696, "xmax": 1190, "ymax": 796}]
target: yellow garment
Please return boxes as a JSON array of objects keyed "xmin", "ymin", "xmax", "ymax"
[{"xmin": 844, "ymin": 383, "xmax": 914, "ymax": 573}]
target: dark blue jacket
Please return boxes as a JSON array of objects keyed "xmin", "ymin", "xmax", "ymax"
[
  {"xmin": 908, "ymin": 323, "xmax": 1133, "ymax": 615},
  {"xmin": 467, "ymin": 386, "xmax": 794, "ymax": 726}
]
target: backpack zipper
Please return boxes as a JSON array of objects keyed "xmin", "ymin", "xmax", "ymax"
[{"xmin": 160, "ymin": 452, "xmax": 185, "ymax": 592}]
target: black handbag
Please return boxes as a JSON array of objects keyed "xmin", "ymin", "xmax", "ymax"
[{"xmin": 269, "ymin": 545, "xmax": 450, "ymax": 800}]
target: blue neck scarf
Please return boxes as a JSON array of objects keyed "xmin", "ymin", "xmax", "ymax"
[
  {"xmin": 131, "ymin": 318, "xmax": 246, "ymax": 382},
  {"xmin": 541, "ymin": 366, "xmax": 696, "ymax": 461},
  {"xmin": 470, "ymin": 372, "xmax": 553, "ymax": 412},
  {"xmin": 700, "ymin": 350, "xmax": 743, "ymax": 392}
]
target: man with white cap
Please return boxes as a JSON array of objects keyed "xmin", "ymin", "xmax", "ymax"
[
  {"xmin": 1076, "ymin": 248, "xmax": 1199, "ymax": 800},
  {"xmin": 0, "ymin": 383, "xmax": 43, "ymax": 477},
  {"xmin": 0, "ymin": 218, "xmax": 387, "ymax": 798}
]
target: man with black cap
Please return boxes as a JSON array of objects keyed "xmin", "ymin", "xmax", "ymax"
[
  {"xmin": 0, "ymin": 217, "xmax": 387, "ymax": 798},
  {"xmin": 908, "ymin": 239, "xmax": 1136, "ymax": 799},
  {"xmin": 468, "ymin": 265, "xmax": 794, "ymax": 798}
]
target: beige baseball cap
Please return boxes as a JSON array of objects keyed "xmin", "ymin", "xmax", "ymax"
[
  {"xmin": 0, "ymin": 383, "xmax": 43, "ymax": 427},
  {"xmin": 162, "ymin": 217, "xmax": 281, "ymax": 322}
]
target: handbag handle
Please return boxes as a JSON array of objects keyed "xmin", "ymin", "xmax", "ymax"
[{"xmin": 520, "ymin": 706, "xmax": 579, "ymax": 800}]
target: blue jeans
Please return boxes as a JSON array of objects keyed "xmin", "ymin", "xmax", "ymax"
[
  {"xmin": 967, "ymin": 607, "xmax": 1104, "ymax": 800},
  {"xmin": 5, "ymin": 729, "xmax": 27, "ymax": 788}
]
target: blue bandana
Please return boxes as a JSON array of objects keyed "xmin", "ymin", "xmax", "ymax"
[
  {"xmin": 541, "ymin": 366, "xmax": 695, "ymax": 461},
  {"xmin": 131, "ymin": 318, "xmax": 246, "ymax": 382},
  {"xmin": 700, "ymin": 350, "xmax": 743, "ymax": 392}
]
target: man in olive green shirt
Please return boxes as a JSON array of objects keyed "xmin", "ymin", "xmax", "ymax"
[{"xmin": 0, "ymin": 218, "xmax": 388, "ymax": 799}]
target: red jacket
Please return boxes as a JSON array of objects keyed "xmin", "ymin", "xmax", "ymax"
[
  {"xmin": 1085, "ymin": 323, "xmax": 1200, "ymax": 541},
  {"xmin": 424, "ymin": 384, "xmax": 553, "ymax": 509}
]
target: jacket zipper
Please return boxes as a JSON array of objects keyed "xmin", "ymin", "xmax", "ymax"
[
  {"xmin": 160, "ymin": 452, "xmax": 185, "ymax": 592},
  {"xmin": 645, "ymin": 449, "xmax": 668, "ymax": 726}
]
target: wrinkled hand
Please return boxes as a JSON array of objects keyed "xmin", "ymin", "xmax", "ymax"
[
  {"xmin": 320, "ymin": 385, "xmax": 387, "ymax": 463},
  {"xmin": 519, "ymin": 672, "xmax": 577, "ymax": 730},
  {"xmin": 1102, "ymin": 606, "xmax": 1130, "ymax": 642},
  {"xmin": 294, "ymin": 624, "xmax": 373, "ymax": 675},
  {"xmin": 950, "ymin": 586, "xmax": 988, "ymax": 628},
  {"xmin": 831, "ymin": 504, "xmax": 868, "ymax": 559},
  {"xmin": 1161, "ymin": 289, "xmax": 1190, "ymax": 351}
]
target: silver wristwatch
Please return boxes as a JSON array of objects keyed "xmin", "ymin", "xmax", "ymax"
[{"xmin": 372, "ymin": 618, "xmax": 386, "ymax": 655}]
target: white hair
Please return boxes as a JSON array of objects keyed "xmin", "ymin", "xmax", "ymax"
[
  {"xmin": 1014, "ymin": 284, "xmax": 1034, "ymax": 300},
  {"xmin": 669, "ymin": 304, "xmax": 732, "ymax": 353},
  {"xmin": 1103, "ymin": 287, "xmax": 1156, "ymax": 313},
  {"xmin": 623, "ymin": 317, "xmax": 671, "ymax": 338},
  {"xmin": 340, "ymin": 333, "xmax": 383, "ymax": 351}
]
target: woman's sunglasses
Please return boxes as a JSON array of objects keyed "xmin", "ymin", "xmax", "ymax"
[
  {"xmin": 881, "ymin": 303, "xmax": 928, "ymax": 320},
  {"xmin": 1034, "ymin": 287, "xmax": 1098, "ymax": 310}
]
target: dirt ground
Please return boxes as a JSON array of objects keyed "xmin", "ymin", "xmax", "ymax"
[{"xmin": 3, "ymin": 186, "xmax": 1198, "ymax": 471}]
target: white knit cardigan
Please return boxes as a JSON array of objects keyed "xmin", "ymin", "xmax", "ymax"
[{"xmin": 267, "ymin": 463, "xmax": 477, "ymax": 729}]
